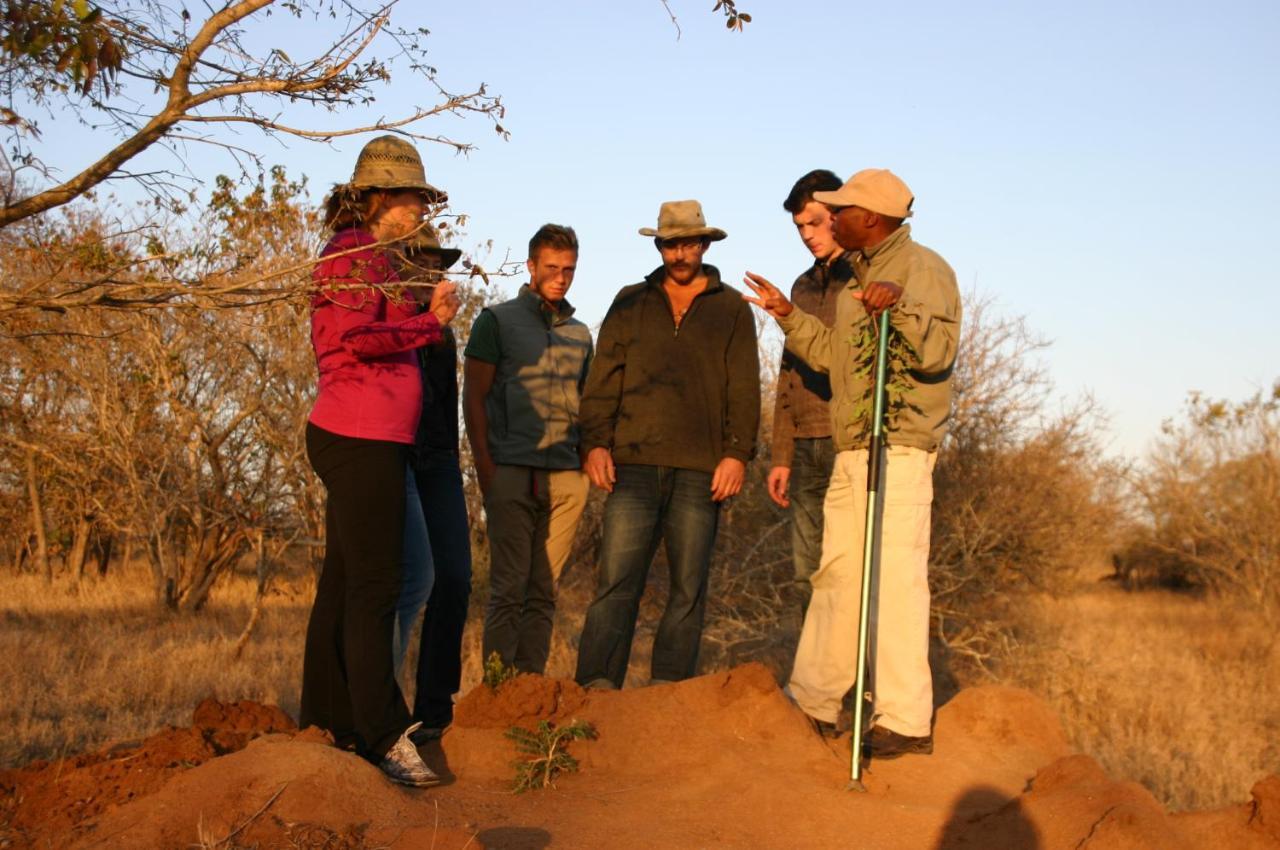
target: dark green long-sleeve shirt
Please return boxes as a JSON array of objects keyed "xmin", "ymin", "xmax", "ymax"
[{"xmin": 579, "ymin": 264, "xmax": 760, "ymax": 473}]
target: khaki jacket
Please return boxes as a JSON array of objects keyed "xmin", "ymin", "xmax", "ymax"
[{"xmin": 777, "ymin": 226, "xmax": 961, "ymax": 452}]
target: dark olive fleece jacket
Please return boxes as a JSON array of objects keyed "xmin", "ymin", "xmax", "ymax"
[{"xmin": 578, "ymin": 264, "xmax": 760, "ymax": 473}]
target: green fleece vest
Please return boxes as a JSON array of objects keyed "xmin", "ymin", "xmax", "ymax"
[{"xmin": 484, "ymin": 286, "xmax": 593, "ymax": 469}]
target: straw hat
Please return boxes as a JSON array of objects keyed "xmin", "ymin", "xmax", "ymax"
[
  {"xmin": 401, "ymin": 225, "xmax": 462, "ymax": 270},
  {"xmin": 325, "ymin": 135, "xmax": 447, "ymax": 217},
  {"xmin": 813, "ymin": 169, "xmax": 913, "ymax": 219},
  {"xmin": 638, "ymin": 200, "xmax": 727, "ymax": 242},
  {"xmin": 350, "ymin": 135, "xmax": 446, "ymax": 200}
]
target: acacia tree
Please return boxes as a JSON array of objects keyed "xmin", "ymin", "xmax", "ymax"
[
  {"xmin": 0, "ymin": 0, "xmax": 748, "ymax": 311},
  {"xmin": 1123, "ymin": 386, "xmax": 1280, "ymax": 611},
  {"xmin": 928, "ymin": 293, "xmax": 1121, "ymax": 670},
  {"xmin": 0, "ymin": 0, "xmax": 505, "ymax": 227},
  {"xmin": 0, "ymin": 0, "xmax": 749, "ymax": 227},
  {"xmin": 0, "ymin": 170, "xmax": 326, "ymax": 607}
]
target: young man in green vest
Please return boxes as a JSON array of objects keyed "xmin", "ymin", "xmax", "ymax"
[
  {"xmin": 745, "ymin": 170, "xmax": 961, "ymax": 758},
  {"xmin": 463, "ymin": 223, "xmax": 593, "ymax": 674}
]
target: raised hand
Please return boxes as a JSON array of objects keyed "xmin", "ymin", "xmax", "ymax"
[
  {"xmin": 429, "ymin": 280, "xmax": 461, "ymax": 325},
  {"xmin": 742, "ymin": 272, "xmax": 794, "ymax": 319}
]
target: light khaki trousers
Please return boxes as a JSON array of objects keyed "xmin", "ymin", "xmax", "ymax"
[
  {"xmin": 483, "ymin": 465, "xmax": 589, "ymax": 674},
  {"xmin": 787, "ymin": 446, "xmax": 936, "ymax": 738}
]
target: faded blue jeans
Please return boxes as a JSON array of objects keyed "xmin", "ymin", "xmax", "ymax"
[
  {"xmin": 393, "ymin": 462, "xmax": 434, "ymax": 672},
  {"xmin": 410, "ymin": 459, "xmax": 472, "ymax": 729},
  {"xmin": 574, "ymin": 464, "xmax": 720, "ymax": 688},
  {"xmin": 789, "ymin": 437, "xmax": 836, "ymax": 586}
]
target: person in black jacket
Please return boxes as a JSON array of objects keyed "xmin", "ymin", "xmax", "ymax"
[
  {"xmin": 574, "ymin": 200, "xmax": 760, "ymax": 689},
  {"xmin": 394, "ymin": 227, "xmax": 472, "ymax": 743}
]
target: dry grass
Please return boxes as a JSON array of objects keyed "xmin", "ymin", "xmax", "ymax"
[
  {"xmin": 0, "ymin": 564, "xmax": 310, "ymax": 767},
  {"xmin": 999, "ymin": 582, "xmax": 1279, "ymax": 812}
]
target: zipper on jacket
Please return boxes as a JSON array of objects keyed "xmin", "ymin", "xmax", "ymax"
[{"xmin": 662, "ymin": 286, "xmax": 711, "ymax": 337}]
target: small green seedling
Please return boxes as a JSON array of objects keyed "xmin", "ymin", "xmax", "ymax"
[
  {"xmin": 505, "ymin": 719, "xmax": 597, "ymax": 793},
  {"xmin": 482, "ymin": 651, "xmax": 516, "ymax": 690}
]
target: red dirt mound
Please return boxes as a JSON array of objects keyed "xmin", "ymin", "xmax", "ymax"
[
  {"xmin": 192, "ymin": 696, "xmax": 297, "ymax": 752},
  {"xmin": 62, "ymin": 734, "xmax": 477, "ymax": 850},
  {"xmin": 0, "ymin": 698, "xmax": 298, "ymax": 848},
  {"xmin": 453, "ymin": 673, "xmax": 587, "ymax": 730},
  {"xmin": 3, "ymin": 667, "xmax": 1277, "ymax": 849}
]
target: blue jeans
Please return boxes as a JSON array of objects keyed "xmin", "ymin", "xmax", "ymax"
[
  {"xmin": 789, "ymin": 437, "xmax": 836, "ymax": 586},
  {"xmin": 411, "ymin": 460, "xmax": 473, "ymax": 728},
  {"xmin": 574, "ymin": 464, "xmax": 720, "ymax": 688},
  {"xmin": 394, "ymin": 462, "xmax": 434, "ymax": 673}
]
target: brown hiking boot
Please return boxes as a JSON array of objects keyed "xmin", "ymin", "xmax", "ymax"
[{"xmin": 866, "ymin": 725, "xmax": 932, "ymax": 759}]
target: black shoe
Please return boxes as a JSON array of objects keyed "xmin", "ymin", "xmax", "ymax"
[
  {"xmin": 865, "ymin": 725, "xmax": 932, "ymax": 759},
  {"xmin": 408, "ymin": 724, "xmax": 446, "ymax": 746}
]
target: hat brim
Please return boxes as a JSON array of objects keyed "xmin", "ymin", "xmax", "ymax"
[
  {"xmin": 337, "ymin": 180, "xmax": 449, "ymax": 205},
  {"xmin": 638, "ymin": 226, "xmax": 728, "ymax": 242},
  {"xmin": 404, "ymin": 245, "xmax": 462, "ymax": 270}
]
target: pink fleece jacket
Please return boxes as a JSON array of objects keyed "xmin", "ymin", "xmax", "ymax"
[{"xmin": 307, "ymin": 229, "xmax": 443, "ymax": 444}]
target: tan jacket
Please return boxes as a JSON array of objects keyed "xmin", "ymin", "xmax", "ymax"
[{"xmin": 777, "ymin": 225, "xmax": 961, "ymax": 452}]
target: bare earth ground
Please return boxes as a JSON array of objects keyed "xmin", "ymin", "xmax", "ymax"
[
  {"xmin": 2, "ymin": 664, "xmax": 1278, "ymax": 849},
  {"xmin": 3, "ymin": 567, "xmax": 1278, "ymax": 848}
]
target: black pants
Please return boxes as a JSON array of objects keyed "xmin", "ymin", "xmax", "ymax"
[
  {"xmin": 301, "ymin": 423, "xmax": 411, "ymax": 761},
  {"xmin": 411, "ymin": 461, "xmax": 473, "ymax": 727}
]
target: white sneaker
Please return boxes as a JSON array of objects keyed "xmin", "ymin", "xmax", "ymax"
[{"xmin": 378, "ymin": 723, "xmax": 441, "ymax": 788}]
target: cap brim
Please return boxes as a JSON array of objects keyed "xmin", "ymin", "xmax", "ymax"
[
  {"xmin": 811, "ymin": 188, "xmax": 853, "ymax": 208},
  {"xmin": 812, "ymin": 187, "xmax": 913, "ymax": 218}
]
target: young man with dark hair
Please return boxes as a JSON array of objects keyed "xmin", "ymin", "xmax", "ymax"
[
  {"xmin": 746, "ymin": 169, "xmax": 961, "ymax": 759},
  {"xmin": 463, "ymin": 223, "xmax": 593, "ymax": 674},
  {"xmin": 769, "ymin": 169, "xmax": 850, "ymax": 617},
  {"xmin": 574, "ymin": 200, "xmax": 760, "ymax": 689}
]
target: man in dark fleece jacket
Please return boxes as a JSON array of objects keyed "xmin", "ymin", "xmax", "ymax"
[{"xmin": 574, "ymin": 200, "xmax": 760, "ymax": 689}]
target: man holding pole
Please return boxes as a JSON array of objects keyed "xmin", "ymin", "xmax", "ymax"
[{"xmin": 744, "ymin": 169, "xmax": 960, "ymax": 758}]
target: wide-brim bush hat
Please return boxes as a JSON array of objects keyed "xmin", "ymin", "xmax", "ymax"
[
  {"xmin": 638, "ymin": 199, "xmax": 727, "ymax": 242},
  {"xmin": 813, "ymin": 169, "xmax": 913, "ymax": 219},
  {"xmin": 326, "ymin": 135, "xmax": 447, "ymax": 207},
  {"xmin": 402, "ymin": 225, "xmax": 462, "ymax": 270}
]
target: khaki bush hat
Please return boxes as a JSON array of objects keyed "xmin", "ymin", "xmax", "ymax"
[
  {"xmin": 402, "ymin": 225, "xmax": 462, "ymax": 270},
  {"xmin": 813, "ymin": 169, "xmax": 914, "ymax": 219},
  {"xmin": 638, "ymin": 200, "xmax": 727, "ymax": 242},
  {"xmin": 337, "ymin": 135, "xmax": 447, "ymax": 203}
]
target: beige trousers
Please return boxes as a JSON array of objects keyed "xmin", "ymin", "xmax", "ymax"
[
  {"xmin": 787, "ymin": 446, "xmax": 936, "ymax": 737},
  {"xmin": 483, "ymin": 465, "xmax": 589, "ymax": 674}
]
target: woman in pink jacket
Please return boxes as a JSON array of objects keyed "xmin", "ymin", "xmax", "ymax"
[{"xmin": 302, "ymin": 136, "xmax": 459, "ymax": 787}]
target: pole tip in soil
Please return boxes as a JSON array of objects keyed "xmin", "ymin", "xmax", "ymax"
[{"xmin": 845, "ymin": 778, "xmax": 868, "ymax": 793}]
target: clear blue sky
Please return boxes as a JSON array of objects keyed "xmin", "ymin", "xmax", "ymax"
[{"xmin": 33, "ymin": 0, "xmax": 1280, "ymax": 457}]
